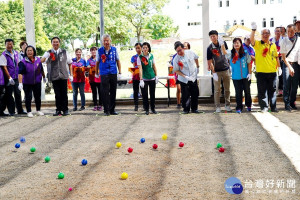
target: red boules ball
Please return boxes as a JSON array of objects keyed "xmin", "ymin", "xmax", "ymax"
[
  {"xmin": 219, "ymin": 147, "xmax": 225, "ymax": 152},
  {"xmin": 179, "ymin": 142, "xmax": 184, "ymax": 148},
  {"xmin": 152, "ymin": 144, "xmax": 158, "ymax": 149},
  {"xmin": 127, "ymin": 147, "xmax": 133, "ymax": 153}
]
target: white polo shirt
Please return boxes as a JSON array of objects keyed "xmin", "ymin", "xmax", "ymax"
[{"xmin": 280, "ymin": 36, "xmax": 300, "ymax": 62}]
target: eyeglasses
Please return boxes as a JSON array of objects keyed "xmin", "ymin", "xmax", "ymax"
[{"xmin": 261, "ymin": 32, "xmax": 270, "ymax": 35}]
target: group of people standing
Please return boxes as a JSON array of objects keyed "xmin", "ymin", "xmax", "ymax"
[
  {"xmin": 1, "ymin": 20, "xmax": 300, "ymax": 117},
  {"xmin": 206, "ymin": 20, "xmax": 300, "ymax": 113}
]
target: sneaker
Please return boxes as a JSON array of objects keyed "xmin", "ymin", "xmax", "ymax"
[
  {"xmin": 62, "ymin": 110, "xmax": 70, "ymax": 116},
  {"xmin": 225, "ymin": 105, "xmax": 232, "ymax": 112},
  {"xmin": 97, "ymin": 106, "xmax": 103, "ymax": 111},
  {"xmin": 27, "ymin": 112, "xmax": 34, "ymax": 118},
  {"xmin": 236, "ymin": 110, "xmax": 241, "ymax": 114},
  {"xmin": 36, "ymin": 111, "xmax": 44, "ymax": 116},
  {"xmin": 177, "ymin": 104, "xmax": 181, "ymax": 109},
  {"xmin": 53, "ymin": 111, "xmax": 62, "ymax": 116},
  {"xmin": 73, "ymin": 107, "xmax": 77, "ymax": 111},
  {"xmin": 271, "ymin": 108, "xmax": 279, "ymax": 113},
  {"xmin": 79, "ymin": 106, "xmax": 85, "ymax": 111},
  {"xmin": 134, "ymin": 105, "xmax": 138, "ymax": 111},
  {"xmin": 151, "ymin": 110, "xmax": 157, "ymax": 114},
  {"xmin": 215, "ymin": 107, "xmax": 221, "ymax": 113},
  {"xmin": 261, "ymin": 107, "xmax": 269, "ymax": 113},
  {"xmin": 247, "ymin": 107, "xmax": 252, "ymax": 112},
  {"xmin": 93, "ymin": 106, "xmax": 97, "ymax": 111}
]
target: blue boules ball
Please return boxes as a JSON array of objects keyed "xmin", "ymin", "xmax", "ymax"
[
  {"xmin": 81, "ymin": 159, "xmax": 88, "ymax": 165},
  {"xmin": 140, "ymin": 138, "xmax": 145, "ymax": 143},
  {"xmin": 15, "ymin": 143, "xmax": 20, "ymax": 148},
  {"xmin": 20, "ymin": 137, "xmax": 26, "ymax": 143}
]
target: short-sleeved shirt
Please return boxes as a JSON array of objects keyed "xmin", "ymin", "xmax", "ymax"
[
  {"xmin": 130, "ymin": 54, "xmax": 140, "ymax": 80},
  {"xmin": 280, "ymin": 36, "xmax": 300, "ymax": 62},
  {"xmin": 254, "ymin": 40, "xmax": 278, "ymax": 73},
  {"xmin": 173, "ymin": 50, "xmax": 199, "ymax": 84}
]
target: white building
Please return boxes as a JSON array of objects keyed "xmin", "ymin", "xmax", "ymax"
[{"xmin": 165, "ymin": 0, "xmax": 300, "ymax": 39}]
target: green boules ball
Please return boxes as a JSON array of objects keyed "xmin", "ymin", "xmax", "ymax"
[
  {"xmin": 45, "ymin": 156, "xmax": 51, "ymax": 163},
  {"xmin": 217, "ymin": 143, "xmax": 222, "ymax": 148},
  {"xmin": 30, "ymin": 147, "xmax": 36, "ymax": 152},
  {"xmin": 58, "ymin": 172, "xmax": 64, "ymax": 179}
]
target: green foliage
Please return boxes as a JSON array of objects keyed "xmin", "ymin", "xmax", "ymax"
[
  {"xmin": 121, "ymin": 0, "xmax": 170, "ymax": 42},
  {"xmin": 0, "ymin": 0, "xmax": 177, "ymax": 52},
  {"xmin": 145, "ymin": 14, "xmax": 178, "ymax": 40}
]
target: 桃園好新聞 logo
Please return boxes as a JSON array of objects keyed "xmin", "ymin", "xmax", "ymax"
[{"xmin": 225, "ymin": 177, "xmax": 243, "ymax": 194}]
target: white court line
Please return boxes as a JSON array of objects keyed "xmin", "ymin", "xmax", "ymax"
[{"xmin": 252, "ymin": 112, "xmax": 300, "ymax": 174}]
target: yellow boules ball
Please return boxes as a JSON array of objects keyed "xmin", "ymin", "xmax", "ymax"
[
  {"xmin": 121, "ymin": 172, "xmax": 128, "ymax": 180},
  {"xmin": 116, "ymin": 142, "xmax": 122, "ymax": 148},
  {"xmin": 162, "ymin": 133, "xmax": 168, "ymax": 140}
]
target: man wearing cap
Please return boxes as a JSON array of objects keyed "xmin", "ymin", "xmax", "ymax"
[
  {"xmin": 250, "ymin": 22, "xmax": 281, "ymax": 112},
  {"xmin": 280, "ymin": 24, "xmax": 300, "ymax": 111},
  {"xmin": 207, "ymin": 30, "xmax": 232, "ymax": 113}
]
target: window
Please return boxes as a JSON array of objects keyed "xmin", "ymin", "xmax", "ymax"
[
  {"xmin": 241, "ymin": 20, "xmax": 244, "ymax": 26},
  {"xmin": 187, "ymin": 6, "xmax": 189, "ymax": 9},
  {"xmin": 262, "ymin": 0, "xmax": 266, "ymax": 4},
  {"xmin": 278, "ymin": 0, "xmax": 282, "ymax": 3},
  {"xmin": 270, "ymin": 0, "xmax": 274, "ymax": 3},
  {"xmin": 219, "ymin": 0, "xmax": 222, "ymax": 7},
  {"xmin": 262, "ymin": 18, "xmax": 266, "ymax": 28},
  {"xmin": 254, "ymin": 0, "xmax": 259, "ymax": 4},
  {"xmin": 197, "ymin": 3, "xmax": 202, "ymax": 6},
  {"xmin": 233, "ymin": 20, "xmax": 237, "ymax": 26},
  {"xmin": 270, "ymin": 18, "xmax": 274, "ymax": 27},
  {"xmin": 293, "ymin": 16, "xmax": 297, "ymax": 23},
  {"xmin": 226, "ymin": 0, "xmax": 229, "ymax": 7}
]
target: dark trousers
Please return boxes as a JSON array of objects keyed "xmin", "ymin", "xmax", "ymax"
[
  {"xmin": 233, "ymin": 79, "xmax": 252, "ymax": 111},
  {"xmin": 101, "ymin": 74, "xmax": 117, "ymax": 113},
  {"xmin": 180, "ymin": 80, "xmax": 199, "ymax": 112},
  {"xmin": 142, "ymin": 80, "xmax": 156, "ymax": 111},
  {"xmin": 278, "ymin": 59, "xmax": 284, "ymax": 90},
  {"xmin": 256, "ymin": 72, "xmax": 277, "ymax": 110},
  {"xmin": 5, "ymin": 79, "xmax": 24, "ymax": 114},
  {"xmin": 132, "ymin": 80, "xmax": 140, "ymax": 106},
  {"xmin": 23, "ymin": 83, "xmax": 41, "ymax": 112},
  {"xmin": 72, "ymin": 82, "xmax": 85, "ymax": 108},
  {"xmin": 0, "ymin": 86, "xmax": 6, "ymax": 113},
  {"xmin": 282, "ymin": 62, "xmax": 299, "ymax": 107},
  {"xmin": 52, "ymin": 79, "xmax": 68, "ymax": 112},
  {"xmin": 90, "ymin": 82, "xmax": 102, "ymax": 106}
]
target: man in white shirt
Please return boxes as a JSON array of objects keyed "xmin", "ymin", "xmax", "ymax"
[
  {"xmin": 0, "ymin": 39, "xmax": 26, "ymax": 116},
  {"xmin": 280, "ymin": 24, "xmax": 300, "ymax": 111},
  {"xmin": 173, "ymin": 42, "xmax": 200, "ymax": 114},
  {"xmin": 41, "ymin": 37, "xmax": 72, "ymax": 116}
]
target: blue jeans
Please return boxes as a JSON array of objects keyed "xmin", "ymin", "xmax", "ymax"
[
  {"xmin": 256, "ymin": 72, "xmax": 277, "ymax": 110},
  {"xmin": 282, "ymin": 62, "xmax": 300, "ymax": 108},
  {"xmin": 72, "ymin": 82, "xmax": 85, "ymax": 108}
]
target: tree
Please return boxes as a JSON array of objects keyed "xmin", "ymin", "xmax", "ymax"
[
  {"xmin": 121, "ymin": 0, "xmax": 170, "ymax": 42},
  {"xmin": 145, "ymin": 14, "xmax": 178, "ymax": 40},
  {"xmin": 0, "ymin": 0, "xmax": 50, "ymax": 54}
]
